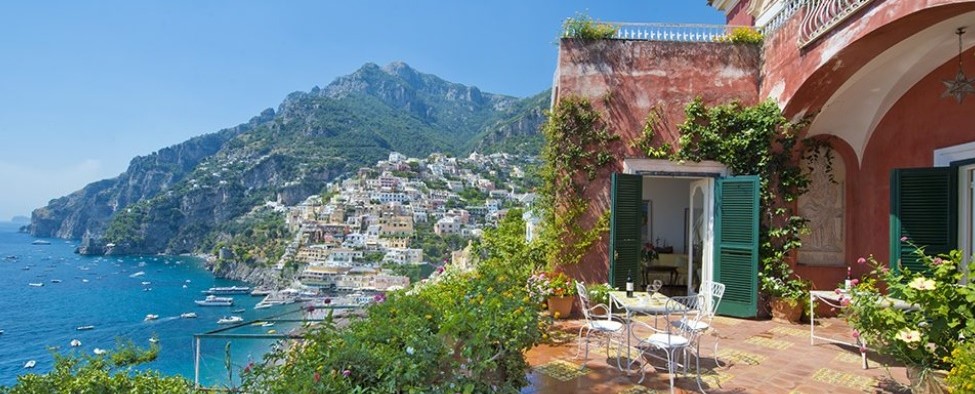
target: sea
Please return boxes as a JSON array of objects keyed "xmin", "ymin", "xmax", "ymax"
[{"xmin": 0, "ymin": 221, "xmax": 304, "ymax": 387}]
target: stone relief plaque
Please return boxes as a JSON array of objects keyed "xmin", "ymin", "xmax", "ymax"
[{"xmin": 798, "ymin": 154, "xmax": 845, "ymax": 266}]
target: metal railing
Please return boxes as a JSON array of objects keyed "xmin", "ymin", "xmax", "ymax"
[
  {"xmin": 610, "ymin": 23, "xmax": 751, "ymax": 43},
  {"xmin": 798, "ymin": 0, "xmax": 879, "ymax": 47},
  {"xmin": 757, "ymin": 0, "xmax": 813, "ymax": 38}
]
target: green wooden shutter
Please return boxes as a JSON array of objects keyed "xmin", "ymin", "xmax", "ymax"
[
  {"xmin": 610, "ymin": 173, "xmax": 643, "ymax": 289},
  {"xmin": 889, "ymin": 167, "xmax": 957, "ymax": 273},
  {"xmin": 714, "ymin": 176, "xmax": 759, "ymax": 317}
]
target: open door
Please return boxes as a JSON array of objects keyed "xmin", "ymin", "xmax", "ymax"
[
  {"xmin": 890, "ymin": 167, "xmax": 957, "ymax": 273},
  {"xmin": 714, "ymin": 176, "xmax": 759, "ymax": 317},
  {"xmin": 688, "ymin": 178, "xmax": 712, "ymax": 295},
  {"xmin": 610, "ymin": 173, "xmax": 643, "ymax": 289}
]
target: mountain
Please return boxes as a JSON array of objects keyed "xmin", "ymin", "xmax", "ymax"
[{"xmin": 28, "ymin": 62, "xmax": 547, "ymax": 255}]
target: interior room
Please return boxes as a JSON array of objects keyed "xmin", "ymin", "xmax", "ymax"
[{"xmin": 640, "ymin": 176, "xmax": 706, "ymax": 295}]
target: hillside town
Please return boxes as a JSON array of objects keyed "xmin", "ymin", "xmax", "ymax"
[{"xmin": 273, "ymin": 151, "xmax": 540, "ymax": 291}]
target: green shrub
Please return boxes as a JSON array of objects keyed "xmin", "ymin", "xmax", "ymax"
[
  {"xmin": 242, "ymin": 212, "xmax": 548, "ymax": 393},
  {"xmin": 561, "ymin": 13, "xmax": 618, "ymax": 40},
  {"xmin": 1, "ymin": 350, "xmax": 191, "ymax": 393},
  {"xmin": 948, "ymin": 341, "xmax": 975, "ymax": 392}
]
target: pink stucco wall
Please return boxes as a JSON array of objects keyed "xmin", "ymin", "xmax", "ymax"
[{"xmin": 554, "ymin": 39, "xmax": 760, "ymax": 283}]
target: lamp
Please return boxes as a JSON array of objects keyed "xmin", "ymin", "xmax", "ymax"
[{"xmin": 943, "ymin": 27, "xmax": 975, "ymax": 103}]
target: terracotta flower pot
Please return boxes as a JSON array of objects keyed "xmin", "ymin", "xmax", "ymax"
[
  {"xmin": 770, "ymin": 297, "xmax": 802, "ymax": 323},
  {"xmin": 547, "ymin": 295, "xmax": 574, "ymax": 319},
  {"xmin": 906, "ymin": 366, "xmax": 948, "ymax": 394}
]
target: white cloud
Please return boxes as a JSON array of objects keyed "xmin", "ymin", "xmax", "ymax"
[{"xmin": 0, "ymin": 159, "xmax": 111, "ymax": 220}]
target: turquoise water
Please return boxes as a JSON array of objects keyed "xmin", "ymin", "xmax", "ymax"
[{"xmin": 0, "ymin": 221, "xmax": 302, "ymax": 387}]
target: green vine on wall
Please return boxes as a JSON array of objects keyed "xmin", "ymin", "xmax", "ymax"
[
  {"xmin": 632, "ymin": 107, "xmax": 673, "ymax": 159},
  {"xmin": 673, "ymin": 98, "xmax": 819, "ymax": 300},
  {"xmin": 537, "ymin": 96, "xmax": 618, "ymax": 269}
]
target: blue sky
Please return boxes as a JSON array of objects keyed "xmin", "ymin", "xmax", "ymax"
[{"xmin": 0, "ymin": 1, "xmax": 724, "ymax": 220}]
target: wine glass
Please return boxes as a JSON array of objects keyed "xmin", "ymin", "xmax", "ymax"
[{"xmin": 647, "ymin": 279, "xmax": 663, "ymax": 298}]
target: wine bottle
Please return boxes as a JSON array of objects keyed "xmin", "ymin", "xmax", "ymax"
[
  {"xmin": 626, "ymin": 270, "xmax": 634, "ymax": 298},
  {"xmin": 844, "ymin": 266, "xmax": 852, "ymax": 291}
]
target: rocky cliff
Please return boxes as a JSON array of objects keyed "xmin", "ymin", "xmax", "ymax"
[{"xmin": 29, "ymin": 62, "xmax": 547, "ymax": 256}]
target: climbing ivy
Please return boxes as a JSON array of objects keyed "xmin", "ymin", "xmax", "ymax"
[
  {"xmin": 537, "ymin": 96, "xmax": 618, "ymax": 269},
  {"xmin": 632, "ymin": 107, "xmax": 673, "ymax": 159},
  {"xmin": 673, "ymin": 98, "xmax": 820, "ymax": 300}
]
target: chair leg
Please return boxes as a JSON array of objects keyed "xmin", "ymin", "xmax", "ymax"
[{"xmin": 576, "ymin": 326, "xmax": 585, "ymax": 360}]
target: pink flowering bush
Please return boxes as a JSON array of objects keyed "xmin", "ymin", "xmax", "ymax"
[{"xmin": 846, "ymin": 246, "xmax": 975, "ymax": 375}]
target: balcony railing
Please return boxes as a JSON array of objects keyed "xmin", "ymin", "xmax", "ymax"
[
  {"xmin": 610, "ymin": 23, "xmax": 749, "ymax": 43},
  {"xmin": 798, "ymin": 0, "xmax": 879, "ymax": 47}
]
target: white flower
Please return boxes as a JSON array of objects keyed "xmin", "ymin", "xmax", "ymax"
[
  {"xmin": 908, "ymin": 277, "xmax": 936, "ymax": 291},
  {"xmin": 925, "ymin": 342, "xmax": 937, "ymax": 353},
  {"xmin": 895, "ymin": 329, "xmax": 922, "ymax": 343}
]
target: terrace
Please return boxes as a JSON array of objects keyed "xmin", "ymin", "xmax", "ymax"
[{"xmin": 523, "ymin": 316, "xmax": 910, "ymax": 393}]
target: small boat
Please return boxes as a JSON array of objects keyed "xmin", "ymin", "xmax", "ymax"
[
  {"xmin": 24, "ymin": 360, "xmax": 36, "ymax": 369},
  {"xmin": 254, "ymin": 302, "xmax": 271, "ymax": 309},
  {"xmin": 185, "ymin": 279, "xmax": 191, "ymax": 283},
  {"xmin": 195, "ymin": 295, "xmax": 233, "ymax": 306},
  {"xmin": 261, "ymin": 322, "xmax": 275, "ymax": 327},
  {"xmin": 0, "ymin": 329, "xmax": 4, "ymax": 335},
  {"xmin": 182, "ymin": 284, "xmax": 188, "ymax": 288},
  {"xmin": 93, "ymin": 348, "xmax": 107, "ymax": 355},
  {"xmin": 22, "ymin": 266, "xmax": 29, "ymax": 271},
  {"xmin": 143, "ymin": 288, "xmax": 151, "ymax": 292},
  {"xmin": 250, "ymin": 288, "xmax": 272, "ymax": 296},
  {"xmin": 129, "ymin": 271, "xmax": 145, "ymax": 278},
  {"xmin": 141, "ymin": 281, "xmax": 151, "ymax": 286},
  {"xmin": 149, "ymin": 337, "xmax": 159, "ymax": 344},
  {"xmin": 31, "ymin": 240, "xmax": 51, "ymax": 245},
  {"xmin": 232, "ymin": 308, "xmax": 245, "ymax": 313},
  {"xmin": 28, "ymin": 282, "xmax": 44, "ymax": 287},
  {"xmin": 50, "ymin": 279, "xmax": 62, "ymax": 283},
  {"xmin": 144, "ymin": 314, "xmax": 159, "ymax": 321},
  {"xmin": 82, "ymin": 279, "xmax": 89, "ymax": 283},
  {"xmin": 217, "ymin": 316, "xmax": 243, "ymax": 325},
  {"xmin": 202, "ymin": 286, "xmax": 251, "ymax": 295},
  {"xmin": 267, "ymin": 329, "xmax": 277, "ymax": 334},
  {"xmin": 76, "ymin": 325, "xmax": 95, "ymax": 331},
  {"xmin": 180, "ymin": 312, "xmax": 198, "ymax": 319},
  {"xmin": 70, "ymin": 339, "xmax": 81, "ymax": 347}
]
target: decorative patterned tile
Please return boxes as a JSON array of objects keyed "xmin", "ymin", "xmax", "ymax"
[
  {"xmin": 694, "ymin": 367, "xmax": 734, "ymax": 387},
  {"xmin": 833, "ymin": 352, "xmax": 864, "ymax": 364},
  {"xmin": 534, "ymin": 359, "xmax": 590, "ymax": 382},
  {"xmin": 618, "ymin": 385, "xmax": 659, "ymax": 394},
  {"xmin": 716, "ymin": 348, "xmax": 767, "ymax": 365},
  {"xmin": 769, "ymin": 326, "xmax": 809, "ymax": 337},
  {"xmin": 712, "ymin": 316, "xmax": 743, "ymax": 326},
  {"xmin": 811, "ymin": 368, "xmax": 877, "ymax": 391},
  {"xmin": 744, "ymin": 336, "xmax": 793, "ymax": 350}
]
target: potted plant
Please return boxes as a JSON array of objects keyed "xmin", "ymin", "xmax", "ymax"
[
  {"xmin": 760, "ymin": 260, "xmax": 809, "ymax": 323},
  {"xmin": 846, "ymin": 246, "xmax": 975, "ymax": 393},
  {"xmin": 586, "ymin": 283, "xmax": 614, "ymax": 315},
  {"xmin": 526, "ymin": 272, "xmax": 577, "ymax": 319}
]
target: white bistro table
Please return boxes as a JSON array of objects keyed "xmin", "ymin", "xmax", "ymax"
[
  {"xmin": 809, "ymin": 290, "xmax": 916, "ymax": 370},
  {"xmin": 609, "ymin": 291, "xmax": 685, "ymax": 372}
]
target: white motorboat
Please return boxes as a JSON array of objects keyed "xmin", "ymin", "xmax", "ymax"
[
  {"xmin": 0, "ymin": 329, "xmax": 4, "ymax": 335},
  {"xmin": 129, "ymin": 271, "xmax": 145, "ymax": 278},
  {"xmin": 180, "ymin": 312, "xmax": 198, "ymax": 319},
  {"xmin": 141, "ymin": 281, "xmax": 151, "ymax": 286},
  {"xmin": 195, "ymin": 295, "xmax": 233, "ymax": 306},
  {"xmin": 76, "ymin": 325, "xmax": 95, "ymax": 331},
  {"xmin": 217, "ymin": 316, "xmax": 243, "ymax": 325},
  {"xmin": 50, "ymin": 279, "xmax": 62, "ymax": 283},
  {"xmin": 261, "ymin": 322, "xmax": 275, "ymax": 327},
  {"xmin": 202, "ymin": 286, "xmax": 251, "ymax": 295},
  {"xmin": 28, "ymin": 282, "xmax": 44, "ymax": 287},
  {"xmin": 250, "ymin": 288, "xmax": 272, "ymax": 296},
  {"xmin": 70, "ymin": 339, "xmax": 81, "ymax": 347},
  {"xmin": 31, "ymin": 240, "xmax": 51, "ymax": 245},
  {"xmin": 144, "ymin": 314, "xmax": 159, "ymax": 321},
  {"xmin": 24, "ymin": 360, "xmax": 36, "ymax": 368},
  {"xmin": 93, "ymin": 348, "xmax": 107, "ymax": 355},
  {"xmin": 149, "ymin": 337, "xmax": 159, "ymax": 344},
  {"xmin": 82, "ymin": 279, "xmax": 89, "ymax": 283}
]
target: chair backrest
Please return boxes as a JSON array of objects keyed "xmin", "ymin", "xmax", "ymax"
[
  {"xmin": 700, "ymin": 280, "xmax": 726, "ymax": 316},
  {"xmin": 666, "ymin": 294, "xmax": 708, "ymax": 344},
  {"xmin": 575, "ymin": 281, "xmax": 592, "ymax": 321}
]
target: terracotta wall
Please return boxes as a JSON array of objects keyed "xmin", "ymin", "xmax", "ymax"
[
  {"xmin": 554, "ymin": 39, "xmax": 760, "ymax": 283},
  {"xmin": 855, "ymin": 47, "xmax": 975, "ymax": 267},
  {"xmin": 725, "ymin": 0, "xmax": 755, "ymax": 26},
  {"xmin": 761, "ymin": 0, "xmax": 975, "ymax": 116}
]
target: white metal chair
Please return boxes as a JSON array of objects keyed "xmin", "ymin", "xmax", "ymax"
[
  {"xmin": 575, "ymin": 281, "xmax": 626, "ymax": 368},
  {"xmin": 629, "ymin": 294, "xmax": 707, "ymax": 393}
]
